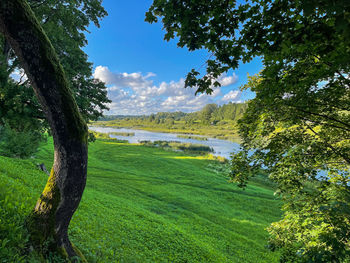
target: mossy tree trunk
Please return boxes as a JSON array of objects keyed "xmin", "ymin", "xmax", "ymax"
[
  {"xmin": 1, "ymin": 38, "xmax": 10, "ymax": 65},
  {"xmin": 0, "ymin": 0, "xmax": 88, "ymax": 260}
]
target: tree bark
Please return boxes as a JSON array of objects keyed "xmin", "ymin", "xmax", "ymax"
[
  {"xmin": 0, "ymin": 0, "xmax": 88, "ymax": 261},
  {"xmin": 1, "ymin": 38, "xmax": 10, "ymax": 65}
]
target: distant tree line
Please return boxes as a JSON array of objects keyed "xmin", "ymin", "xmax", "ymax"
[{"xmin": 99, "ymin": 102, "xmax": 247, "ymax": 126}]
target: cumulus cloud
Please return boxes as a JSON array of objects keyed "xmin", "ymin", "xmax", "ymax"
[
  {"xmin": 93, "ymin": 66, "xmax": 240, "ymax": 115},
  {"xmin": 221, "ymin": 90, "xmax": 241, "ymax": 102},
  {"xmin": 217, "ymin": 73, "xmax": 238, "ymax": 87},
  {"xmin": 93, "ymin": 66, "xmax": 154, "ymax": 89}
]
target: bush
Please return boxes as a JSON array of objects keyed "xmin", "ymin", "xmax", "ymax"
[{"xmin": 0, "ymin": 124, "xmax": 46, "ymax": 158}]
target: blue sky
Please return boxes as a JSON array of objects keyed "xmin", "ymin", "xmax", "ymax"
[{"xmin": 84, "ymin": 0, "xmax": 263, "ymax": 115}]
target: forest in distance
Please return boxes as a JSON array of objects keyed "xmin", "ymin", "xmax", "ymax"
[
  {"xmin": 94, "ymin": 102, "xmax": 246, "ymax": 141},
  {"xmin": 98, "ymin": 102, "xmax": 246, "ymax": 123}
]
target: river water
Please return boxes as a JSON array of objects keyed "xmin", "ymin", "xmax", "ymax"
[{"xmin": 89, "ymin": 126, "xmax": 240, "ymax": 159}]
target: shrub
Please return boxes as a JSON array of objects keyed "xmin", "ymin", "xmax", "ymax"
[{"xmin": 0, "ymin": 124, "xmax": 46, "ymax": 159}]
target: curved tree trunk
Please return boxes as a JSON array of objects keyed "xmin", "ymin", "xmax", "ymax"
[{"xmin": 0, "ymin": 0, "xmax": 88, "ymax": 260}]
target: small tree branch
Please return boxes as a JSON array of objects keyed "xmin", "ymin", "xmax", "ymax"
[
  {"xmin": 292, "ymin": 106, "xmax": 350, "ymax": 131},
  {"xmin": 306, "ymin": 124, "xmax": 350, "ymax": 165}
]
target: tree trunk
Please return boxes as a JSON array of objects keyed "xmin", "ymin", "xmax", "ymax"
[
  {"xmin": 0, "ymin": 1, "xmax": 88, "ymax": 261},
  {"xmin": 0, "ymin": 37, "xmax": 10, "ymax": 66},
  {"xmin": 2, "ymin": 38, "xmax": 10, "ymax": 63}
]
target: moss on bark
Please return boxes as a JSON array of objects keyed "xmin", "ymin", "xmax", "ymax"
[{"xmin": 26, "ymin": 168, "xmax": 60, "ymax": 252}]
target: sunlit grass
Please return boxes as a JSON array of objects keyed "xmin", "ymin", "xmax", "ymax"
[{"xmin": 0, "ymin": 138, "xmax": 281, "ymax": 262}]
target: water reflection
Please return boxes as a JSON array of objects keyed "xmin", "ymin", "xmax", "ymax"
[{"xmin": 89, "ymin": 126, "xmax": 240, "ymax": 159}]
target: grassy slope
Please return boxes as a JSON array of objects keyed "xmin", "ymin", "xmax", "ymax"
[
  {"xmin": 0, "ymin": 157, "xmax": 43, "ymax": 262},
  {"xmin": 0, "ymin": 138, "xmax": 281, "ymax": 262}
]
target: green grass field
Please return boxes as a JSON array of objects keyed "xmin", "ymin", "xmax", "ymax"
[{"xmin": 0, "ymin": 138, "xmax": 281, "ymax": 262}]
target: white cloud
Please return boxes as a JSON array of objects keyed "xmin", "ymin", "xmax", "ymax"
[
  {"xmin": 93, "ymin": 66, "xmax": 154, "ymax": 89},
  {"xmin": 93, "ymin": 66, "xmax": 240, "ymax": 115},
  {"xmin": 221, "ymin": 90, "xmax": 241, "ymax": 102},
  {"xmin": 217, "ymin": 73, "xmax": 238, "ymax": 87}
]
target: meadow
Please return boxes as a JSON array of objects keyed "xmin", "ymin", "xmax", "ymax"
[{"xmin": 0, "ymin": 137, "xmax": 281, "ymax": 262}]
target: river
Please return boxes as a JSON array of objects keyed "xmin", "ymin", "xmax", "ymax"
[{"xmin": 89, "ymin": 126, "xmax": 240, "ymax": 159}]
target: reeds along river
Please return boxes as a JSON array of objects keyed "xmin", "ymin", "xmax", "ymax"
[{"xmin": 89, "ymin": 126, "xmax": 240, "ymax": 159}]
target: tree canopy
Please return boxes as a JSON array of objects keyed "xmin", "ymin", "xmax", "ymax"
[
  {"xmin": 147, "ymin": 0, "xmax": 350, "ymax": 262},
  {"xmin": 147, "ymin": 0, "xmax": 350, "ymax": 92},
  {"xmin": 0, "ymin": 0, "xmax": 110, "ymax": 157},
  {"xmin": 27, "ymin": 0, "xmax": 110, "ymax": 121}
]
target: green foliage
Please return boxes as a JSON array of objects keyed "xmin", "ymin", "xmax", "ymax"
[
  {"xmin": 99, "ymin": 103, "xmax": 246, "ymax": 124},
  {"xmin": 148, "ymin": 0, "xmax": 350, "ymax": 261},
  {"xmin": 200, "ymin": 103, "xmax": 218, "ymax": 124},
  {"xmin": 231, "ymin": 71, "xmax": 350, "ymax": 261},
  {"xmin": 146, "ymin": 0, "xmax": 350, "ymax": 94},
  {"xmin": 0, "ymin": 124, "xmax": 46, "ymax": 158},
  {"xmin": 29, "ymin": 0, "xmax": 110, "ymax": 122},
  {"xmin": 1, "ymin": 138, "xmax": 282, "ymax": 262},
  {"xmin": 0, "ymin": 43, "xmax": 46, "ymax": 150},
  {"xmin": 0, "ymin": 48, "xmax": 45, "ymax": 131},
  {"xmin": 212, "ymin": 103, "xmax": 246, "ymax": 123},
  {"xmin": 229, "ymin": 151, "xmax": 257, "ymax": 189},
  {"xmin": 0, "ymin": 0, "xmax": 110, "ymax": 138}
]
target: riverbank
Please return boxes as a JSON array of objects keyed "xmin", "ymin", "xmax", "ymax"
[
  {"xmin": 89, "ymin": 126, "xmax": 240, "ymax": 159},
  {"xmin": 91, "ymin": 130, "xmax": 221, "ymax": 159},
  {"xmin": 91, "ymin": 120, "xmax": 241, "ymax": 143}
]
